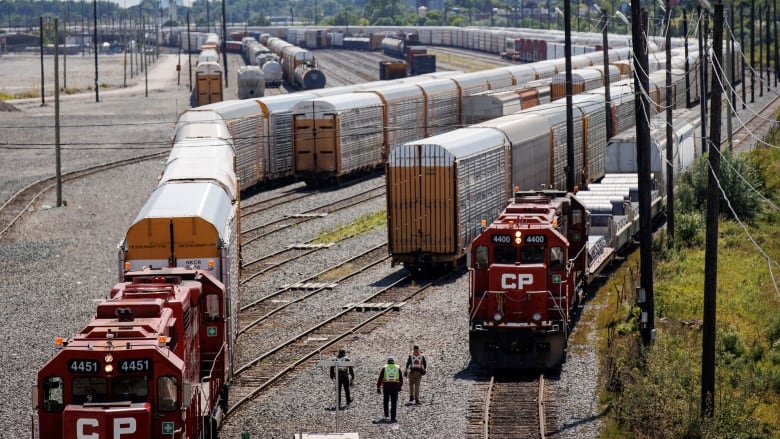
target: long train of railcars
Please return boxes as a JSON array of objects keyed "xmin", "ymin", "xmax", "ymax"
[
  {"xmin": 241, "ymin": 37, "xmax": 284, "ymax": 87},
  {"xmin": 33, "ymin": 112, "xmax": 239, "ymax": 437},
  {"xmin": 384, "ymin": 55, "xmax": 712, "ymax": 270},
  {"xmin": 191, "ymin": 33, "xmax": 225, "ymax": 107},
  {"xmin": 466, "ymin": 106, "xmax": 704, "ymax": 370}
]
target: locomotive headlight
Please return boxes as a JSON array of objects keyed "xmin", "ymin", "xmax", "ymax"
[
  {"xmin": 514, "ymin": 231, "xmax": 522, "ymax": 245},
  {"xmin": 104, "ymin": 353, "xmax": 113, "ymax": 363},
  {"xmin": 104, "ymin": 364, "xmax": 114, "ymax": 373},
  {"xmin": 493, "ymin": 312, "xmax": 503, "ymax": 322},
  {"xmin": 532, "ymin": 313, "xmax": 542, "ymax": 322}
]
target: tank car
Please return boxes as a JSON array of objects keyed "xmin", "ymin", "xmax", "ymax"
[
  {"xmin": 294, "ymin": 62, "xmax": 326, "ymax": 90},
  {"xmin": 33, "ymin": 268, "xmax": 232, "ymax": 438},
  {"xmin": 237, "ymin": 65, "xmax": 265, "ymax": 99},
  {"xmin": 259, "ymin": 56, "xmax": 284, "ymax": 87}
]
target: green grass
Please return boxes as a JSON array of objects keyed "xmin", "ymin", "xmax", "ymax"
[
  {"xmin": 311, "ymin": 210, "xmax": 387, "ymax": 245},
  {"xmin": 596, "ymin": 129, "xmax": 780, "ymax": 438}
]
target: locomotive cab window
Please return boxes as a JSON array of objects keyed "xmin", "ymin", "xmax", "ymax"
[
  {"xmin": 72, "ymin": 377, "xmax": 108, "ymax": 401},
  {"xmin": 157, "ymin": 376, "xmax": 178, "ymax": 411},
  {"xmin": 205, "ymin": 293, "xmax": 221, "ymax": 321},
  {"xmin": 520, "ymin": 246, "xmax": 544, "ymax": 264},
  {"xmin": 112, "ymin": 376, "xmax": 148, "ymax": 399},
  {"xmin": 42, "ymin": 376, "xmax": 64, "ymax": 412},
  {"xmin": 474, "ymin": 245, "xmax": 488, "ymax": 269},
  {"xmin": 549, "ymin": 246, "xmax": 564, "ymax": 270},
  {"xmin": 494, "ymin": 246, "xmax": 515, "ymax": 264}
]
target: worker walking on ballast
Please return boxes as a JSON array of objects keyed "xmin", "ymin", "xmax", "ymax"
[
  {"xmin": 330, "ymin": 349, "xmax": 355, "ymax": 407},
  {"xmin": 376, "ymin": 355, "xmax": 403, "ymax": 422},
  {"xmin": 404, "ymin": 345, "xmax": 427, "ymax": 404}
]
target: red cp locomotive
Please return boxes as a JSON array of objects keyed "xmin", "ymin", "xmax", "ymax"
[
  {"xmin": 33, "ymin": 268, "xmax": 231, "ymax": 439},
  {"xmin": 468, "ymin": 189, "xmax": 590, "ymax": 369}
]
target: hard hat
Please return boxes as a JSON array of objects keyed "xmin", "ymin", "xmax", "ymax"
[{"xmin": 387, "ymin": 356, "xmax": 395, "ymax": 363}]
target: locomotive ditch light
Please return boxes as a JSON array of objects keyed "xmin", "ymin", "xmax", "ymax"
[
  {"xmin": 532, "ymin": 313, "xmax": 542, "ymax": 322},
  {"xmin": 493, "ymin": 312, "xmax": 502, "ymax": 322}
]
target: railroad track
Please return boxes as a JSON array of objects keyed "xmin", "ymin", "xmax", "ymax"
[
  {"xmin": 467, "ymin": 375, "xmax": 558, "ymax": 439},
  {"xmin": 0, "ymin": 152, "xmax": 168, "ymax": 241},
  {"xmin": 225, "ymin": 270, "xmax": 451, "ymax": 419},
  {"xmin": 730, "ymin": 93, "xmax": 780, "ymax": 152},
  {"xmin": 240, "ymin": 189, "xmax": 315, "ymax": 219},
  {"xmin": 237, "ymin": 242, "xmax": 389, "ymax": 336},
  {"xmin": 315, "ymin": 50, "xmax": 379, "ymax": 84},
  {"xmin": 239, "ymin": 185, "xmax": 385, "ymax": 245}
]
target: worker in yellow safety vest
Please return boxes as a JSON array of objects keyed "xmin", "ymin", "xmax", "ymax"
[{"xmin": 376, "ymin": 356, "xmax": 403, "ymax": 423}]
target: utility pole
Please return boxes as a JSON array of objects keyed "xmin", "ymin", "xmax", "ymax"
[
  {"xmin": 187, "ymin": 10, "xmax": 192, "ymax": 91},
  {"xmin": 40, "ymin": 16, "xmax": 46, "ymax": 106},
  {"xmin": 698, "ymin": 7, "xmax": 707, "ymax": 152},
  {"xmin": 54, "ymin": 18, "xmax": 62, "ymax": 208},
  {"xmin": 631, "ymin": 3, "xmax": 654, "ymax": 346},
  {"xmin": 750, "ymin": 0, "xmax": 754, "ymax": 103},
  {"xmin": 93, "ymin": 0, "xmax": 99, "ymax": 102},
  {"xmin": 601, "ymin": 10, "xmax": 613, "ymax": 141},
  {"xmin": 222, "ymin": 0, "xmax": 228, "ymax": 88},
  {"xmin": 684, "ymin": 10, "xmax": 690, "ymax": 108},
  {"xmin": 702, "ymin": 1, "xmax": 723, "ymax": 422},
  {"xmin": 739, "ymin": 4, "xmax": 745, "ymax": 108},
  {"xmin": 665, "ymin": 0, "xmax": 674, "ymax": 245},
  {"xmin": 564, "ymin": 0, "xmax": 575, "ymax": 191}
]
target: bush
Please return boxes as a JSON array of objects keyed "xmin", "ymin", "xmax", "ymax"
[{"xmin": 676, "ymin": 151, "xmax": 763, "ymax": 223}]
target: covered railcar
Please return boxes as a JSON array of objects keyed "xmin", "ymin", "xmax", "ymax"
[
  {"xmin": 292, "ymin": 93, "xmax": 385, "ymax": 184},
  {"xmin": 387, "ymin": 128, "xmax": 512, "ymax": 269}
]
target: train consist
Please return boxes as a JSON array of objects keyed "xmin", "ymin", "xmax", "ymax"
[
  {"xmin": 189, "ymin": 32, "xmax": 224, "ymax": 107},
  {"xmin": 264, "ymin": 36, "xmax": 326, "ymax": 90},
  {"xmin": 466, "ymin": 106, "xmax": 703, "ymax": 370},
  {"xmin": 33, "ymin": 105, "xmax": 239, "ymax": 436},
  {"xmin": 241, "ymin": 37, "xmax": 284, "ymax": 87}
]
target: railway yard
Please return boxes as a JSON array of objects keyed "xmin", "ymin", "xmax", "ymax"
[{"xmin": 2, "ymin": 38, "xmax": 779, "ymax": 439}]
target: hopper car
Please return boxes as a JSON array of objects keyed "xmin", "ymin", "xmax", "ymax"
[{"xmin": 34, "ymin": 114, "xmax": 240, "ymax": 439}]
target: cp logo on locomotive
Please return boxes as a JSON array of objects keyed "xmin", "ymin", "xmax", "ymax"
[
  {"xmin": 77, "ymin": 418, "xmax": 137, "ymax": 439},
  {"xmin": 500, "ymin": 273, "xmax": 534, "ymax": 290}
]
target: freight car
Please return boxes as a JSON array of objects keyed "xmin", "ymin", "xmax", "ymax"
[
  {"xmin": 466, "ymin": 106, "xmax": 704, "ymax": 370},
  {"xmin": 237, "ymin": 65, "xmax": 265, "ymax": 99},
  {"xmin": 34, "ymin": 113, "xmax": 240, "ymax": 439},
  {"xmin": 385, "ymin": 59, "xmax": 699, "ymax": 269},
  {"xmin": 266, "ymin": 36, "xmax": 327, "ymax": 90},
  {"xmin": 192, "ymin": 48, "xmax": 224, "ymax": 107}
]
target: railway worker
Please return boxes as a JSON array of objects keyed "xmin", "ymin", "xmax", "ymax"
[
  {"xmin": 376, "ymin": 355, "xmax": 404, "ymax": 423},
  {"xmin": 330, "ymin": 349, "xmax": 355, "ymax": 406},
  {"xmin": 404, "ymin": 345, "xmax": 427, "ymax": 404}
]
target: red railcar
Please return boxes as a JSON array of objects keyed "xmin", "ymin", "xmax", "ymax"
[
  {"xmin": 33, "ymin": 268, "xmax": 231, "ymax": 439},
  {"xmin": 468, "ymin": 190, "xmax": 590, "ymax": 370}
]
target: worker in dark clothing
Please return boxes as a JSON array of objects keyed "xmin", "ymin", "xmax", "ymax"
[
  {"xmin": 329, "ymin": 349, "xmax": 354, "ymax": 406},
  {"xmin": 404, "ymin": 345, "xmax": 427, "ymax": 404},
  {"xmin": 376, "ymin": 355, "xmax": 403, "ymax": 422}
]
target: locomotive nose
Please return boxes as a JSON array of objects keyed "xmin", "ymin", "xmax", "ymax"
[{"xmin": 64, "ymin": 403, "xmax": 152, "ymax": 438}]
